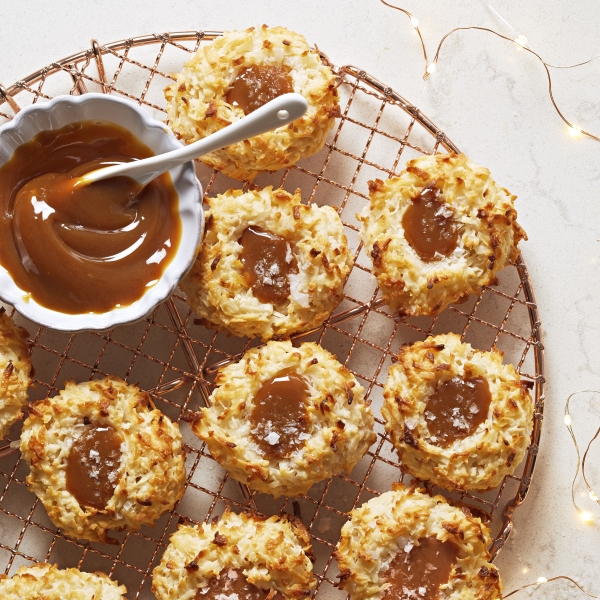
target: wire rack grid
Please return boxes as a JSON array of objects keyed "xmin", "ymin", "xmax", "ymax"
[{"xmin": 0, "ymin": 31, "xmax": 545, "ymax": 599}]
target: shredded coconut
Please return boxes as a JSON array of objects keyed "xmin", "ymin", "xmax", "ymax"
[
  {"xmin": 288, "ymin": 273, "xmax": 310, "ymax": 308},
  {"xmin": 405, "ymin": 418, "xmax": 418, "ymax": 430}
]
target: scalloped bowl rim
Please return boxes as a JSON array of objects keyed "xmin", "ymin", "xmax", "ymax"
[{"xmin": 0, "ymin": 93, "xmax": 203, "ymax": 332}]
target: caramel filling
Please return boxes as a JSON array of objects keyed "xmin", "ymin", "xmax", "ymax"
[
  {"xmin": 250, "ymin": 371, "xmax": 309, "ymax": 459},
  {"xmin": 381, "ymin": 537, "xmax": 458, "ymax": 600},
  {"xmin": 239, "ymin": 226, "xmax": 298, "ymax": 305},
  {"xmin": 195, "ymin": 569, "xmax": 282, "ymax": 600},
  {"xmin": 0, "ymin": 120, "xmax": 181, "ymax": 314},
  {"xmin": 424, "ymin": 377, "xmax": 492, "ymax": 447},
  {"xmin": 226, "ymin": 65, "xmax": 294, "ymax": 115},
  {"xmin": 402, "ymin": 182, "xmax": 458, "ymax": 262},
  {"xmin": 66, "ymin": 425, "xmax": 123, "ymax": 510}
]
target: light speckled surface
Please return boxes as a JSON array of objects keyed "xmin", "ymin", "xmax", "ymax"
[{"xmin": 2, "ymin": 1, "xmax": 600, "ymax": 597}]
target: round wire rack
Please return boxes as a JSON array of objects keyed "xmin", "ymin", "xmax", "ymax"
[{"xmin": 0, "ymin": 31, "xmax": 545, "ymax": 599}]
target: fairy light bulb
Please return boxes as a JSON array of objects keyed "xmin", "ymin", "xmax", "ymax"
[
  {"xmin": 426, "ymin": 62, "xmax": 437, "ymax": 74},
  {"xmin": 569, "ymin": 126, "xmax": 583, "ymax": 137},
  {"xmin": 590, "ymin": 491, "xmax": 599, "ymax": 502},
  {"xmin": 411, "ymin": 16, "xmax": 419, "ymax": 27},
  {"xmin": 564, "ymin": 414, "xmax": 572, "ymax": 425},
  {"xmin": 536, "ymin": 577, "xmax": 548, "ymax": 584},
  {"xmin": 581, "ymin": 511, "xmax": 593, "ymax": 522},
  {"xmin": 515, "ymin": 34, "xmax": 528, "ymax": 47}
]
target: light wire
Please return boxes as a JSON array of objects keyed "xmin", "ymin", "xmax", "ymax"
[{"xmin": 380, "ymin": 0, "xmax": 600, "ymax": 141}]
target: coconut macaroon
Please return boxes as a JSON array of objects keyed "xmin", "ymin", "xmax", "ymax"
[
  {"xmin": 152, "ymin": 509, "xmax": 316, "ymax": 600},
  {"xmin": 20, "ymin": 377, "xmax": 187, "ymax": 543},
  {"xmin": 382, "ymin": 334, "xmax": 533, "ymax": 491},
  {"xmin": 359, "ymin": 153, "xmax": 526, "ymax": 316},
  {"xmin": 192, "ymin": 341, "xmax": 375, "ymax": 497},
  {"xmin": 0, "ymin": 308, "xmax": 31, "ymax": 440},
  {"xmin": 181, "ymin": 186, "xmax": 353, "ymax": 342},
  {"xmin": 335, "ymin": 484, "xmax": 502, "ymax": 600},
  {"xmin": 0, "ymin": 563, "xmax": 126, "ymax": 599},
  {"xmin": 165, "ymin": 25, "xmax": 340, "ymax": 181}
]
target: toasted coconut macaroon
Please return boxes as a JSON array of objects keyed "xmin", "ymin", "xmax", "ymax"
[
  {"xmin": 192, "ymin": 341, "xmax": 375, "ymax": 497},
  {"xmin": 181, "ymin": 186, "xmax": 353, "ymax": 342},
  {"xmin": 382, "ymin": 334, "xmax": 533, "ymax": 491},
  {"xmin": 335, "ymin": 483, "xmax": 502, "ymax": 600},
  {"xmin": 359, "ymin": 153, "xmax": 527, "ymax": 316},
  {"xmin": 165, "ymin": 25, "xmax": 340, "ymax": 181},
  {"xmin": 152, "ymin": 509, "xmax": 316, "ymax": 600},
  {"xmin": 20, "ymin": 377, "xmax": 186, "ymax": 543},
  {"xmin": 0, "ymin": 563, "xmax": 126, "ymax": 599},
  {"xmin": 0, "ymin": 308, "xmax": 31, "ymax": 440}
]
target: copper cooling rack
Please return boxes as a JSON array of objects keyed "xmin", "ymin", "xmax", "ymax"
[{"xmin": 0, "ymin": 31, "xmax": 545, "ymax": 599}]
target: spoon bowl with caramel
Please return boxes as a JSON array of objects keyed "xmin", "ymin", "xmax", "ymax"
[{"xmin": 0, "ymin": 93, "xmax": 202, "ymax": 331}]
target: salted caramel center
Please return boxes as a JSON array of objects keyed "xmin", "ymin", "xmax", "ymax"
[
  {"xmin": 402, "ymin": 182, "xmax": 458, "ymax": 262},
  {"xmin": 226, "ymin": 65, "xmax": 294, "ymax": 115},
  {"xmin": 195, "ymin": 569, "xmax": 281, "ymax": 600},
  {"xmin": 425, "ymin": 376, "xmax": 492, "ymax": 447},
  {"xmin": 66, "ymin": 425, "xmax": 123, "ymax": 510},
  {"xmin": 239, "ymin": 226, "xmax": 298, "ymax": 305},
  {"xmin": 381, "ymin": 537, "xmax": 458, "ymax": 600},
  {"xmin": 250, "ymin": 371, "xmax": 309, "ymax": 459}
]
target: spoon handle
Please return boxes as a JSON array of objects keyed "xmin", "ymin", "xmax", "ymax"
[{"xmin": 82, "ymin": 93, "xmax": 308, "ymax": 185}]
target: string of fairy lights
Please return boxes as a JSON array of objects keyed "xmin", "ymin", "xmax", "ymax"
[
  {"xmin": 564, "ymin": 391, "xmax": 600, "ymax": 524},
  {"xmin": 378, "ymin": 1, "xmax": 600, "ymax": 597},
  {"xmin": 380, "ymin": 0, "xmax": 600, "ymax": 141},
  {"xmin": 503, "ymin": 575, "xmax": 600, "ymax": 599},
  {"xmin": 506, "ymin": 389, "xmax": 600, "ymax": 596}
]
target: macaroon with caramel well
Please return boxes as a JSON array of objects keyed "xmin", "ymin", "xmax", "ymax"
[
  {"xmin": 381, "ymin": 333, "xmax": 534, "ymax": 491},
  {"xmin": 192, "ymin": 341, "xmax": 376, "ymax": 497},
  {"xmin": 180, "ymin": 186, "xmax": 354, "ymax": 341},
  {"xmin": 359, "ymin": 153, "xmax": 526, "ymax": 316},
  {"xmin": 165, "ymin": 25, "xmax": 340, "ymax": 181},
  {"xmin": 152, "ymin": 509, "xmax": 316, "ymax": 600},
  {"xmin": 20, "ymin": 377, "xmax": 186, "ymax": 543},
  {"xmin": 335, "ymin": 484, "xmax": 502, "ymax": 600},
  {"xmin": 0, "ymin": 563, "xmax": 127, "ymax": 600},
  {"xmin": 0, "ymin": 120, "xmax": 181, "ymax": 314}
]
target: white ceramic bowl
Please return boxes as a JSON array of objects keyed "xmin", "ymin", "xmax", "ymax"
[{"xmin": 0, "ymin": 93, "xmax": 203, "ymax": 331}]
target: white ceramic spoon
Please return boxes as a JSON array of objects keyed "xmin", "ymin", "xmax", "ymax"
[{"xmin": 79, "ymin": 93, "xmax": 309, "ymax": 186}]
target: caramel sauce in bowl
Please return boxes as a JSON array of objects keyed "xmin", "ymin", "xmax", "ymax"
[{"xmin": 0, "ymin": 93, "xmax": 203, "ymax": 331}]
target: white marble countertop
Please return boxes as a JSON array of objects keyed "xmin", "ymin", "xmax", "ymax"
[{"xmin": 2, "ymin": 1, "xmax": 600, "ymax": 597}]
